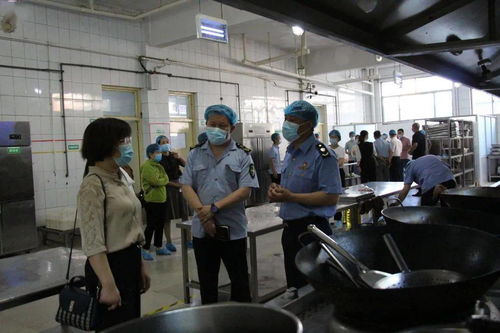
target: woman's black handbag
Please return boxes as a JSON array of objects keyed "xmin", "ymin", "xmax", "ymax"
[{"xmin": 55, "ymin": 174, "xmax": 107, "ymax": 331}]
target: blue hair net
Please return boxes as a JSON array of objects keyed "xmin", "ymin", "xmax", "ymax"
[
  {"xmin": 329, "ymin": 129, "xmax": 341, "ymax": 140},
  {"xmin": 204, "ymin": 104, "xmax": 238, "ymax": 125},
  {"xmin": 155, "ymin": 135, "xmax": 167, "ymax": 145},
  {"xmin": 197, "ymin": 132, "xmax": 208, "ymax": 144},
  {"xmin": 389, "ymin": 129, "xmax": 397, "ymax": 136},
  {"xmin": 284, "ymin": 100, "xmax": 318, "ymax": 127},
  {"xmin": 271, "ymin": 133, "xmax": 280, "ymax": 142},
  {"xmin": 146, "ymin": 143, "xmax": 160, "ymax": 157}
]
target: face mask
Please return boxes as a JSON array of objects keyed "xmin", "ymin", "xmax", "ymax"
[
  {"xmin": 206, "ymin": 127, "xmax": 229, "ymax": 145},
  {"xmin": 114, "ymin": 143, "xmax": 134, "ymax": 167},
  {"xmin": 330, "ymin": 138, "xmax": 338, "ymax": 145},
  {"xmin": 282, "ymin": 120, "xmax": 300, "ymax": 142},
  {"xmin": 154, "ymin": 154, "xmax": 162, "ymax": 162},
  {"xmin": 160, "ymin": 144, "xmax": 171, "ymax": 152}
]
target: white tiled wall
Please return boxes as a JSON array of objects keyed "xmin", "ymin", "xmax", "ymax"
[{"xmin": 1, "ymin": 3, "xmax": 338, "ymax": 226}]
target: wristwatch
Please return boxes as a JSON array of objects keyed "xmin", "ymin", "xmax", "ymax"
[{"xmin": 211, "ymin": 203, "xmax": 219, "ymax": 214}]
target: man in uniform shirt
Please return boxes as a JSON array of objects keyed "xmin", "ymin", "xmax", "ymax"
[
  {"xmin": 373, "ymin": 130, "xmax": 390, "ymax": 181},
  {"xmin": 268, "ymin": 100, "xmax": 342, "ymax": 289},
  {"xmin": 268, "ymin": 133, "xmax": 282, "ymax": 184},
  {"xmin": 388, "ymin": 129, "xmax": 403, "ymax": 181},
  {"xmin": 396, "ymin": 155, "xmax": 456, "ymax": 206},
  {"xmin": 180, "ymin": 104, "xmax": 259, "ymax": 304},
  {"xmin": 344, "ymin": 131, "xmax": 357, "ymax": 161}
]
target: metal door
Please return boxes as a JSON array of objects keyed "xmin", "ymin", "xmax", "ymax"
[
  {"xmin": 0, "ymin": 147, "xmax": 34, "ymax": 201},
  {"xmin": 0, "ymin": 200, "xmax": 38, "ymax": 255}
]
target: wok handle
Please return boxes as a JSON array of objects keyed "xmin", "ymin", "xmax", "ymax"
[
  {"xmin": 468, "ymin": 317, "xmax": 500, "ymax": 332},
  {"xmin": 319, "ymin": 242, "xmax": 360, "ymax": 288},
  {"xmin": 383, "ymin": 234, "xmax": 411, "ymax": 273},
  {"xmin": 307, "ymin": 225, "xmax": 367, "ymax": 271}
]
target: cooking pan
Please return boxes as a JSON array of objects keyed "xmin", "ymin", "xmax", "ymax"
[
  {"xmin": 382, "ymin": 206, "xmax": 500, "ymax": 237},
  {"xmin": 295, "ymin": 224, "xmax": 500, "ymax": 327},
  {"xmin": 102, "ymin": 303, "xmax": 302, "ymax": 333},
  {"xmin": 441, "ymin": 187, "xmax": 500, "ymax": 215}
]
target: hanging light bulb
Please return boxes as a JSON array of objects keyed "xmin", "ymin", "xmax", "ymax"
[{"xmin": 292, "ymin": 25, "xmax": 304, "ymax": 36}]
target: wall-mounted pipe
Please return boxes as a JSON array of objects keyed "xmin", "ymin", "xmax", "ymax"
[{"xmin": 25, "ymin": 0, "xmax": 188, "ymax": 21}]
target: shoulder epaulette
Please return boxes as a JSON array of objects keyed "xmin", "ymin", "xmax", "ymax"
[
  {"xmin": 316, "ymin": 142, "xmax": 331, "ymax": 158},
  {"xmin": 190, "ymin": 143, "xmax": 204, "ymax": 151},
  {"xmin": 236, "ymin": 142, "xmax": 251, "ymax": 154}
]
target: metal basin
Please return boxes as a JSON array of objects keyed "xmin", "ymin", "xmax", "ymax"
[
  {"xmin": 102, "ymin": 303, "xmax": 303, "ymax": 333},
  {"xmin": 441, "ymin": 187, "xmax": 500, "ymax": 215},
  {"xmin": 382, "ymin": 206, "xmax": 500, "ymax": 237}
]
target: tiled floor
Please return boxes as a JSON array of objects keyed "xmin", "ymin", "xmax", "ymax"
[{"xmin": 0, "ymin": 192, "xmax": 419, "ymax": 333}]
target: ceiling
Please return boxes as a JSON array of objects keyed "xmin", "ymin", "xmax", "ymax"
[
  {"xmin": 229, "ymin": 18, "xmax": 343, "ymax": 51},
  {"xmin": 32, "ymin": 0, "xmax": 182, "ymax": 17},
  {"xmin": 215, "ymin": 0, "xmax": 500, "ymax": 97}
]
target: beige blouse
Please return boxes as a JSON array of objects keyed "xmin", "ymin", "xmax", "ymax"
[{"xmin": 77, "ymin": 166, "xmax": 145, "ymax": 256}]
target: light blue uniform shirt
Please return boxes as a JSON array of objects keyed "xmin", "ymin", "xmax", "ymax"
[
  {"xmin": 279, "ymin": 135, "xmax": 342, "ymax": 220},
  {"xmin": 268, "ymin": 145, "xmax": 282, "ymax": 174},
  {"xmin": 404, "ymin": 155, "xmax": 454, "ymax": 194},
  {"xmin": 374, "ymin": 138, "xmax": 391, "ymax": 158},
  {"xmin": 180, "ymin": 140, "xmax": 259, "ymax": 240}
]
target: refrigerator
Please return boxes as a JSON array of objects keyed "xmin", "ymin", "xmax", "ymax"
[
  {"xmin": 0, "ymin": 121, "xmax": 38, "ymax": 255},
  {"xmin": 232, "ymin": 123, "xmax": 274, "ymax": 206}
]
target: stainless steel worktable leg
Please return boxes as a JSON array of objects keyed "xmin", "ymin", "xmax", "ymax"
[
  {"xmin": 180, "ymin": 228, "xmax": 190, "ymax": 304},
  {"xmin": 249, "ymin": 235, "xmax": 258, "ymax": 302}
]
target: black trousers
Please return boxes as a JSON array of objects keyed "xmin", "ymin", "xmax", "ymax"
[
  {"xmin": 282, "ymin": 216, "xmax": 332, "ymax": 289},
  {"xmin": 421, "ymin": 179, "xmax": 457, "ymax": 206},
  {"xmin": 270, "ymin": 174, "xmax": 281, "ymax": 184},
  {"xmin": 193, "ymin": 237, "xmax": 251, "ymax": 304},
  {"xmin": 390, "ymin": 156, "xmax": 401, "ymax": 181},
  {"xmin": 85, "ymin": 244, "xmax": 141, "ymax": 331},
  {"xmin": 144, "ymin": 202, "xmax": 166, "ymax": 249}
]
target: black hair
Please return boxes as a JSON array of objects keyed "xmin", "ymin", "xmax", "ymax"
[
  {"xmin": 373, "ymin": 130, "xmax": 381, "ymax": 139},
  {"xmin": 359, "ymin": 130, "xmax": 368, "ymax": 143},
  {"xmin": 81, "ymin": 118, "xmax": 131, "ymax": 176},
  {"xmin": 398, "ymin": 128, "xmax": 404, "ymax": 133},
  {"xmin": 271, "ymin": 133, "xmax": 280, "ymax": 142}
]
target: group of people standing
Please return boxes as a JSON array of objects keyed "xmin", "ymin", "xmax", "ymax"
[
  {"xmin": 74, "ymin": 97, "xmax": 444, "ymax": 331},
  {"xmin": 324, "ymin": 122, "xmax": 426, "ymax": 184}
]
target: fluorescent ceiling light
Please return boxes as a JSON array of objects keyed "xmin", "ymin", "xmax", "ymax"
[
  {"xmin": 292, "ymin": 25, "xmax": 304, "ymax": 36},
  {"xmin": 201, "ymin": 26, "xmax": 224, "ymax": 34},
  {"xmin": 201, "ymin": 30, "xmax": 225, "ymax": 38}
]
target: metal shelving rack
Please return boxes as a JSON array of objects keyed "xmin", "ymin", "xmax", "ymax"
[{"xmin": 424, "ymin": 118, "xmax": 475, "ymax": 187}]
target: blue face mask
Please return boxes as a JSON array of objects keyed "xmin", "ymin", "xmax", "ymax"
[
  {"xmin": 282, "ymin": 120, "xmax": 300, "ymax": 142},
  {"xmin": 114, "ymin": 144, "xmax": 134, "ymax": 167},
  {"xmin": 153, "ymin": 154, "xmax": 162, "ymax": 162},
  {"xmin": 160, "ymin": 144, "xmax": 171, "ymax": 152},
  {"xmin": 330, "ymin": 138, "xmax": 338, "ymax": 145},
  {"xmin": 206, "ymin": 127, "xmax": 229, "ymax": 145}
]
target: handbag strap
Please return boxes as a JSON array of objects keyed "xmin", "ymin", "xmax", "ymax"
[{"xmin": 65, "ymin": 173, "xmax": 107, "ymax": 281}]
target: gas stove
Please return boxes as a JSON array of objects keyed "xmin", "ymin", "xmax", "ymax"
[{"xmin": 268, "ymin": 286, "xmax": 500, "ymax": 332}]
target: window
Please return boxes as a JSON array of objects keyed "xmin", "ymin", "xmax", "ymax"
[
  {"xmin": 472, "ymin": 89, "xmax": 500, "ymax": 115},
  {"xmin": 169, "ymin": 94, "xmax": 190, "ymax": 118},
  {"xmin": 381, "ymin": 76, "xmax": 453, "ymax": 121},
  {"xmin": 339, "ymin": 90, "xmax": 364, "ymax": 124},
  {"xmin": 102, "ymin": 88, "xmax": 138, "ymax": 118}
]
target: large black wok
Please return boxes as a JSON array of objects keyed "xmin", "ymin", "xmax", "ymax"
[
  {"xmin": 103, "ymin": 303, "xmax": 302, "ymax": 333},
  {"xmin": 441, "ymin": 187, "xmax": 500, "ymax": 215},
  {"xmin": 296, "ymin": 224, "xmax": 500, "ymax": 328},
  {"xmin": 382, "ymin": 206, "xmax": 500, "ymax": 236}
]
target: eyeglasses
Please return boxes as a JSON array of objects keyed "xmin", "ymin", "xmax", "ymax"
[{"xmin": 120, "ymin": 137, "xmax": 132, "ymax": 144}]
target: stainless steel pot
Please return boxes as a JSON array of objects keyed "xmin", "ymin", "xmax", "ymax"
[{"xmin": 102, "ymin": 303, "xmax": 303, "ymax": 333}]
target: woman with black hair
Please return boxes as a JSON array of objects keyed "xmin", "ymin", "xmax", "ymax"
[
  {"xmin": 358, "ymin": 130, "xmax": 377, "ymax": 183},
  {"xmin": 78, "ymin": 118, "xmax": 150, "ymax": 331}
]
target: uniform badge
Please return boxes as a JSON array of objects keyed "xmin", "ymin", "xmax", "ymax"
[
  {"xmin": 249, "ymin": 163, "xmax": 256, "ymax": 178},
  {"xmin": 316, "ymin": 143, "xmax": 331, "ymax": 158},
  {"xmin": 298, "ymin": 162, "xmax": 309, "ymax": 170}
]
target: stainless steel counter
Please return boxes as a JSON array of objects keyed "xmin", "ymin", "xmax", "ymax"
[{"xmin": 0, "ymin": 247, "xmax": 85, "ymax": 311}]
